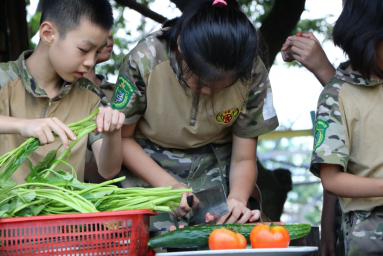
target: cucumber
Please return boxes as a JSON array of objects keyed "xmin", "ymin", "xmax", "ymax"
[{"xmin": 148, "ymin": 223, "xmax": 311, "ymax": 249}]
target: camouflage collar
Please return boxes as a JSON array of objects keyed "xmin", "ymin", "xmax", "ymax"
[
  {"xmin": 336, "ymin": 61, "xmax": 383, "ymax": 87},
  {"xmin": 16, "ymin": 50, "xmax": 108, "ymax": 104},
  {"xmin": 16, "ymin": 50, "xmax": 73, "ymax": 100}
]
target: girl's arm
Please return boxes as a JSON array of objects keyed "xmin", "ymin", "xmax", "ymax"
[
  {"xmin": 218, "ymin": 135, "xmax": 260, "ymax": 224},
  {"xmin": 121, "ymin": 124, "xmax": 193, "ymax": 217},
  {"xmin": 121, "ymin": 124, "xmax": 182, "ymax": 187},
  {"xmin": 320, "ymin": 163, "xmax": 383, "ymax": 197}
]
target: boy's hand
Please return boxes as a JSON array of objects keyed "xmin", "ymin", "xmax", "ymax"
[
  {"xmin": 96, "ymin": 106, "xmax": 125, "ymax": 133},
  {"xmin": 19, "ymin": 118, "xmax": 76, "ymax": 146}
]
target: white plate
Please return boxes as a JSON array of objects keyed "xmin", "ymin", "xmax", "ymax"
[{"xmin": 156, "ymin": 246, "xmax": 318, "ymax": 256}]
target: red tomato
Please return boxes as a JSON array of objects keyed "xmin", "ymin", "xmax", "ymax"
[
  {"xmin": 209, "ymin": 228, "xmax": 245, "ymax": 250},
  {"xmin": 250, "ymin": 224, "xmax": 290, "ymax": 249},
  {"xmin": 236, "ymin": 233, "xmax": 248, "ymax": 249}
]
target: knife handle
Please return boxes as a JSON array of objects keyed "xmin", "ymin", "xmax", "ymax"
[{"xmin": 186, "ymin": 195, "xmax": 194, "ymax": 207}]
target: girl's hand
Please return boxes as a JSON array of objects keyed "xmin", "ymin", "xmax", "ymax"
[
  {"xmin": 281, "ymin": 33, "xmax": 330, "ymax": 73},
  {"xmin": 281, "ymin": 32, "xmax": 335, "ymax": 85},
  {"xmin": 172, "ymin": 183, "xmax": 199, "ymax": 218},
  {"xmin": 216, "ymin": 198, "xmax": 261, "ymax": 224},
  {"xmin": 96, "ymin": 106, "xmax": 125, "ymax": 133}
]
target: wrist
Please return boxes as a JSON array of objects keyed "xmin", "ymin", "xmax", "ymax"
[
  {"xmin": 170, "ymin": 181, "xmax": 188, "ymax": 189},
  {"xmin": 314, "ymin": 62, "xmax": 336, "ymax": 85},
  {"xmin": 227, "ymin": 194, "xmax": 248, "ymax": 205},
  {"xmin": 13, "ymin": 118, "xmax": 26, "ymax": 134}
]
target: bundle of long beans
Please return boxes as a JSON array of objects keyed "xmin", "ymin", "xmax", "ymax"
[{"xmin": 0, "ymin": 111, "xmax": 190, "ymax": 218}]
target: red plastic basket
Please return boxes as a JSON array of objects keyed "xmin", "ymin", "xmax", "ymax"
[{"xmin": 0, "ymin": 210, "xmax": 155, "ymax": 256}]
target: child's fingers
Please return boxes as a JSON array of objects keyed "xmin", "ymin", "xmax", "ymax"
[
  {"xmin": 301, "ymin": 32, "xmax": 318, "ymax": 42},
  {"xmin": 103, "ymin": 109, "xmax": 112, "ymax": 132},
  {"xmin": 237, "ymin": 208, "xmax": 252, "ymax": 224},
  {"xmin": 117, "ymin": 112, "xmax": 125, "ymax": 130},
  {"xmin": 42, "ymin": 126, "xmax": 55, "ymax": 144},
  {"xmin": 110, "ymin": 110, "xmax": 121, "ymax": 131},
  {"xmin": 48, "ymin": 119, "xmax": 70, "ymax": 146},
  {"xmin": 290, "ymin": 45, "xmax": 307, "ymax": 57},
  {"xmin": 37, "ymin": 130, "xmax": 48, "ymax": 145},
  {"xmin": 290, "ymin": 36, "xmax": 314, "ymax": 49},
  {"xmin": 249, "ymin": 210, "xmax": 261, "ymax": 222},
  {"xmin": 180, "ymin": 192, "xmax": 192, "ymax": 212},
  {"xmin": 281, "ymin": 51, "xmax": 294, "ymax": 62},
  {"xmin": 281, "ymin": 41, "xmax": 291, "ymax": 51},
  {"xmin": 216, "ymin": 204, "xmax": 233, "ymax": 224},
  {"xmin": 96, "ymin": 109, "xmax": 105, "ymax": 132},
  {"xmin": 52, "ymin": 118, "xmax": 76, "ymax": 141},
  {"xmin": 169, "ymin": 225, "xmax": 177, "ymax": 232}
]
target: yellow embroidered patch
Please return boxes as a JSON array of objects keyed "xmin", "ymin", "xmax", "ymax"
[{"xmin": 216, "ymin": 108, "xmax": 240, "ymax": 124}]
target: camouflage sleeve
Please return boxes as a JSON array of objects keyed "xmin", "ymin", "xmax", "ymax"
[
  {"xmin": 310, "ymin": 78, "xmax": 350, "ymax": 177},
  {"xmin": 0, "ymin": 62, "xmax": 20, "ymax": 115},
  {"xmin": 233, "ymin": 57, "xmax": 279, "ymax": 138},
  {"xmin": 111, "ymin": 45, "xmax": 148, "ymax": 125},
  {"xmin": 0, "ymin": 62, "xmax": 19, "ymax": 90}
]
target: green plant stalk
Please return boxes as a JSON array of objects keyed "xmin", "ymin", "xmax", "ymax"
[
  {"xmin": 14, "ymin": 183, "xmax": 96, "ymax": 211},
  {"xmin": 77, "ymin": 176, "xmax": 125, "ymax": 195}
]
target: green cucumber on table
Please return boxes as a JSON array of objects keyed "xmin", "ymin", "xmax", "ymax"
[{"xmin": 148, "ymin": 223, "xmax": 311, "ymax": 249}]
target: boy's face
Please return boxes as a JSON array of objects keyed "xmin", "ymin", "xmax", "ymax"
[{"xmin": 48, "ymin": 18, "xmax": 109, "ymax": 82}]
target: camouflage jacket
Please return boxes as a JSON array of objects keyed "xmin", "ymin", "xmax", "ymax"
[{"xmin": 311, "ymin": 61, "xmax": 383, "ymax": 212}]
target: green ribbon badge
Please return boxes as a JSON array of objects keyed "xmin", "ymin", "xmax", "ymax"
[
  {"xmin": 314, "ymin": 119, "xmax": 329, "ymax": 149},
  {"xmin": 112, "ymin": 75, "xmax": 137, "ymax": 110}
]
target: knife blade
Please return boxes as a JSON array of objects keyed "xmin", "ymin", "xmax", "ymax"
[{"xmin": 189, "ymin": 184, "xmax": 229, "ymax": 225}]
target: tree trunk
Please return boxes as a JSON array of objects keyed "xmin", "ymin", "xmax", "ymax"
[
  {"xmin": 115, "ymin": 0, "xmax": 167, "ymax": 24},
  {"xmin": 259, "ymin": 0, "xmax": 306, "ymax": 68},
  {"xmin": 115, "ymin": 0, "xmax": 306, "ymax": 68},
  {"xmin": 0, "ymin": 0, "xmax": 29, "ymax": 62}
]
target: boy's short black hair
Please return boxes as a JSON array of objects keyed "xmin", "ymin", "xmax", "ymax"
[
  {"xmin": 40, "ymin": 0, "xmax": 113, "ymax": 37},
  {"xmin": 333, "ymin": 0, "xmax": 383, "ymax": 79}
]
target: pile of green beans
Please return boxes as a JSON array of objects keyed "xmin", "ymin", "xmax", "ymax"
[{"xmin": 0, "ymin": 111, "xmax": 190, "ymax": 217}]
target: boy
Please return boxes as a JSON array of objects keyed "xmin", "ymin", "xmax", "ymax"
[{"xmin": 0, "ymin": 0, "xmax": 124, "ymax": 183}]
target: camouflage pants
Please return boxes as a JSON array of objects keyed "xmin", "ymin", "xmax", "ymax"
[
  {"xmin": 342, "ymin": 207, "xmax": 383, "ymax": 256},
  {"xmin": 120, "ymin": 138, "xmax": 232, "ymax": 231}
]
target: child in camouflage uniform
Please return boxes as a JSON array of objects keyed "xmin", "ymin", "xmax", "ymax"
[
  {"xmin": 0, "ymin": 0, "xmax": 124, "ymax": 183},
  {"xmin": 310, "ymin": 1, "xmax": 383, "ymax": 255},
  {"xmin": 112, "ymin": 0, "xmax": 279, "ymax": 229},
  {"xmin": 282, "ymin": 32, "xmax": 343, "ymax": 256}
]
